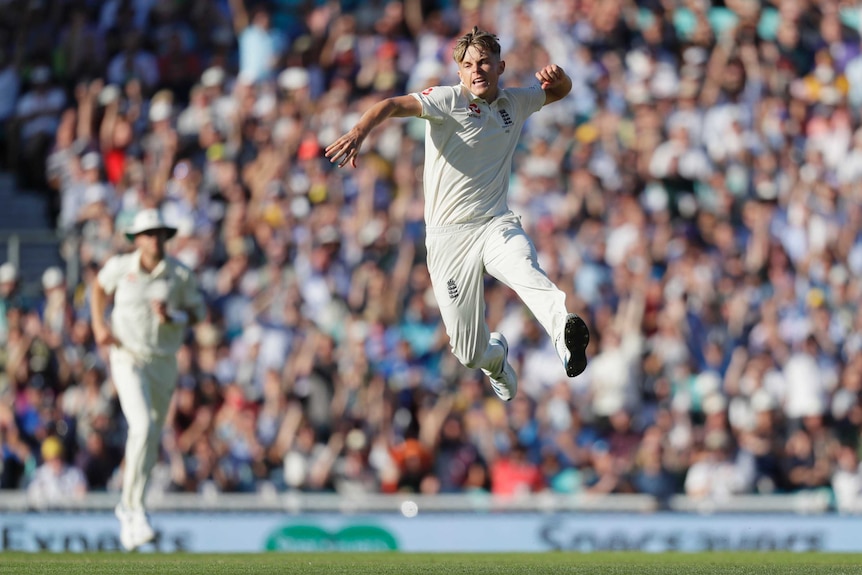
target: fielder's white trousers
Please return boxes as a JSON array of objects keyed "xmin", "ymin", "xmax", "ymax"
[
  {"xmin": 425, "ymin": 212, "xmax": 568, "ymax": 376},
  {"xmin": 110, "ymin": 346, "xmax": 178, "ymax": 512}
]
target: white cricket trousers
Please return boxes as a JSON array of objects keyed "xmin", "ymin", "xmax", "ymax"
[
  {"xmin": 110, "ymin": 346, "xmax": 178, "ymax": 512},
  {"xmin": 425, "ymin": 211, "xmax": 568, "ymax": 376}
]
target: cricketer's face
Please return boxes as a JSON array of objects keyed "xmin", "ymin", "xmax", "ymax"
[
  {"xmin": 134, "ymin": 229, "xmax": 169, "ymax": 260},
  {"xmin": 457, "ymin": 45, "xmax": 505, "ymax": 103}
]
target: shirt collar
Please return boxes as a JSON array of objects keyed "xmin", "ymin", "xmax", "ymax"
[
  {"xmin": 133, "ymin": 249, "xmax": 168, "ymax": 277},
  {"xmin": 461, "ymin": 84, "xmax": 509, "ymax": 105}
]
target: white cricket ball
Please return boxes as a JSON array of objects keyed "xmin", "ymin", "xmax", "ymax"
[{"xmin": 400, "ymin": 500, "xmax": 419, "ymax": 518}]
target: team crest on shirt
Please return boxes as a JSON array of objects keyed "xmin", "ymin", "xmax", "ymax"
[
  {"xmin": 467, "ymin": 103, "xmax": 481, "ymax": 118},
  {"xmin": 447, "ymin": 278, "xmax": 459, "ymax": 300},
  {"xmin": 125, "ymin": 273, "xmax": 137, "ymax": 283}
]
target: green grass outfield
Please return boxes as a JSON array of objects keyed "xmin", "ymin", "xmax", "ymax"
[{"xmin": 2, "ymin": 552, "xmax": 862, "ymax": 575}]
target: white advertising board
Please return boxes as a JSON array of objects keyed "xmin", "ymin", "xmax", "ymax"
[{"xmin": 1, "ymin": 512, "xmax": 861, "ymax": 553}]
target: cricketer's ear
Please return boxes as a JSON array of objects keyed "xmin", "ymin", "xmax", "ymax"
[{"xmin": 498, "ymin": 59, "xmax": 506, "ymax": 76}]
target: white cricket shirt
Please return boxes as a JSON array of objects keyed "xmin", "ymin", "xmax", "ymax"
[
  {"xmin": 411, "ymin": 83, "xmax": 546, "ymax": 227},
  {"xmin": 97, "ymin": 250, "xmax": 205, "ymax": 358}
]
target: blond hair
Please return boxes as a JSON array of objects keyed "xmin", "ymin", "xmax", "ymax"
[{"xmin": 452, "ymin": 26, "xmax": 501, "ymax": 64}]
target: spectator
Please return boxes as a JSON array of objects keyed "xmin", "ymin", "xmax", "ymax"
[
  {"xmin": 0, "ymin": 48, "xmax": 21, "ymax": 169},
  {"xmin": 14, "ymin": 65, "xmax": 66, "ymax": 189},
  {"xmin": 390, "ymin": 434, "xmax": 434, "ymax": 494},
  {"xmin": 832, "ymin": 445, "xmax": 862, "ymax": 514},
  {"xmin": 782, "ymin": 428, "xmax": 833, "ymax": 493},
  {"xmin": 230, "ymin": 1, "xmax": 287, "ymax": 85},
  {"xmin": 54, "ymin": 5, "xmax": 106, "ymax": 84},
  {"xmin": 605, "ymin": 408, "xmax": 642, "ymax": 475},
  {"xmin": 60, "ymin": 352, "xmax": 109, "ymax": 433},
  {"xmin": 97, "ymin": 83, "xmax": 138, "ymax": 188},
  {"xmin": 212, "ymin": 383, "xmax": 266, "ymax": 492},
  {"xmin": 279, "ymin": 417, "xmax": 327, "ymax": 492},
  {"xmin": 38, "ymin": 266, "xmax": 70, "ymax": 337},
  {"xmin": 331, "ymin": 428, "xmax": 379, "ymax": 496},
  {"xmin": 58, "ymin": 150, "xmax": 115, "ymax": 232},
  {"xmin": 26, "ymin": 435, "xmax": 87, "ymax": 506},
  {"xmin": 76, "ymin": 431, "xmax": 120, "ymax": 492},
  {"xmin": 157, "ymin": 30, "xmax": 203, "ymax": 97},
  {"xmin": 106, "ymin": 31, "xmax": 160, "ymax": 95},
  {"xmin": 490, "ymin": 442, "xmax": 544, "ymax": 497},
  {"xmin": 632, "ymin": 426, "xmax": 677, "ymax": 504},
  {"xmin": 684, "ymin": 430, "xmax": 750, "ymax": 500},
  {"xmin": 0, "ymin": 262, "xmax": 24, "ymax": 345},
  {"xmin": 432, "ymin": 412, "xmax": 484, "ymax": 493},
  {"xmin": 734, "ymin": 389, "xmax": 786, "ymax": 493},
  {"xmin": 0, "ymin": 403, "xmax": 34, "ymax": 489},
  {"xmin": 583, "ymin": 439, "xmax": 633, "ymax": 495}
]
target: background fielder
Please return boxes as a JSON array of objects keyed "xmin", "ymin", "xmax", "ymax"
[
  {"xmin": 326, "ymin": 27, "xmax": 590, "ymax": 402},
  {"xmin": 90, "ymin": 208, "xmax": 205, "ymax": 550}
]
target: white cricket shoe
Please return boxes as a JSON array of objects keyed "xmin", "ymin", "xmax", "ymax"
[
  {"xmin": 116, "ymin": 504, "xmax": 156, "ymax": 551},
  {"xmin": 556, "ymin": 313, "xmax": 590, "ymax": 377},
  {"xmin": 487, "ymin": 332, "xmax": 517, "ymax": 401}
]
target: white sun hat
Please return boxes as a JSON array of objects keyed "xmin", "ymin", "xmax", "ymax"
[
  {"xmin": 201, "ymin": 66, "xmax": 226, "ymax": 88},
  {"xmin": 41, "ymin": 266, "xmax": 64, "ymax": 290},
  {"xmin": 278, "ymin": 67, "xmax": 309, "ymax": 91},
  {"xmin": 0, "ymin": 262, "xmax": 17, "ymax": 284},
  {"xmin": 149, "ymin": 99, "xmax": 172, "ymax": 123},
  {"xmin": 125, "ymin": 208, "xmax": 177, "ymax": 241}
]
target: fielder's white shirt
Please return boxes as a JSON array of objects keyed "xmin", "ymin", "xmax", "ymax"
[
  {"xmin": 412, "ymin": 83, "xmax": 546, "ymax": 227},
  {"xmin": 97, "ymin": 250, "xmax": 205, "ymax": 358}
]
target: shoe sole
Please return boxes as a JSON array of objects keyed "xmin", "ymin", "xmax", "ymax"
[{"xmin": 564, "ymin": 314, "xmax": 590, "ymax": 377}]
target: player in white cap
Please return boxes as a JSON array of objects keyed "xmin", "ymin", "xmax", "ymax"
[
  {"xmin": 90, "ymin": 208, "xmax": 206, "ymax": 550},
  {"xmin": 325, "ymin": 27, "xmax": 590, "ymax": 401}
]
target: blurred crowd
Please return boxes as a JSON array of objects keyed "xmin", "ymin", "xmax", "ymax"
[{"xmin": 2, "ymin": 0, "xmax": 862, "ymax": 513}]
